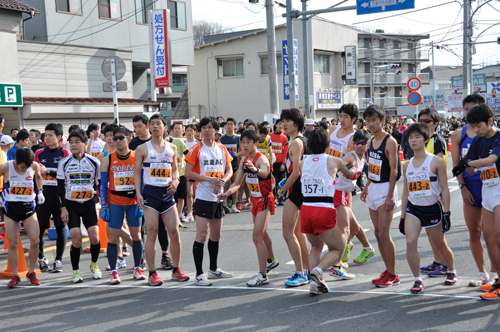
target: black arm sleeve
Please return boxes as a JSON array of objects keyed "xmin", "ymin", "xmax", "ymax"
[
  {"xmin": 58, "ymin": 179, "xmax": 67, "ymax": 207},
  {"xmin": 49, "ymin": 169, "xmax": 57, "ymax": 177},
  {"xmin": 434, "ymin": 136, "xmax": 446, "ymax": 155}
]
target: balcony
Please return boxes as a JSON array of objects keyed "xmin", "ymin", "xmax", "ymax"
[
  {"xmin": 358, "ymin": 72, "xmax": 430, "ymax": 86},
  {"xmin": 358, "ymin": 48, "xmax": 429, "ymax": 62},
  {"xmin": 171, "ymin": 83, "xmax": 187, "ymax": 93},
  {"xmin": 359, "ymin": 97, "xmax": 405, "ymax": 109}
]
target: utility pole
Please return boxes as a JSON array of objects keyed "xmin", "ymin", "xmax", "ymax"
[
  {"xmin": 370, "ymin": 38, "xmax": 374, "ymax": 103},
  {"xmin": 463, "ymin": 0, "xmax": 470, "ymax": 97},
  {"xmin": 266, "ymin": 0, "xmax": 279, "ymax": 114},
  {"xmin": 286, "ymin": 0, "xmax": 296, "ymax": 108},
  {"xmin": 301, "ymin": 0, "xmax": 310, "ymax": 118},
  {"xmin": 431, "ymin": 41, "xmax": 436, "ymax": 108}
]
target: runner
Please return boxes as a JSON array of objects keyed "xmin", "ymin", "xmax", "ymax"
[
  {"xmin": 360, "ymin": 104, "xmax": 401, "ymax": 288},
  {"xmin": 452, "ymin": 104, "xmax": 500, "ymax": 300},
  {"xmin": 257, "ymin": 126, "xmax": 272, "ymax": 163},
  {"xmin": 129, "ymin": 114, "xmax": 152, "ymax": 150},
  {"xmin": 299, "ymin": 129, "xmax": 356, "ymax": 295},
  {"xmin": 450, "ymin": 95, "xmax": 497, "ymax": 287},
  {"xmin": 134, "ymin": 114, "xmax": 190, "ymax": 286},
  {"xmin": 184, "ymin": 124, "xmax": 198, "ymax": 222},
  {"xmin": 34, "ymin": 123, "xmax": 71, "ymax": 273},
  {"xmin": 269, "ymin": 119, "xmax": 288, "ymax": 205},
  {"xmin": 1, "ymin": 148, "xmax": 45, "ymax": 288},
  {"xmin": 57, "ymin": 128, "xmax": 102, "ymax": 283},
  {"xmin": 185, "ymin": 116, "xmax": 234, "ymax": 286},
  {"xmin": 220, "ymin": 117, "xmax": 240, "ymax": 214},
  {"xmin": 277, "ymin": 108, "xmax": 309, "ymax": 287},
  {"xmin": 218, "ymin": 129, "xmax": 279, "ymax": 286},
  {"xmin": 86, "ymin": 123, "xmax": 105, "ymax": 158},
  {"xmin": 170, "ymin": 125, "xmax": 189, "ymax": 223},
  {"xmin": 100, "ymin": 126, "xmax": 147, "ymax": 284},
  {"xmin": 400, "ymin": 123, "xmax": 455, "ymax": 294}
]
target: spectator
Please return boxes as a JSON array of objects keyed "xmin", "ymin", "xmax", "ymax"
[
  {"xmin": 10, "ymin": 127, "xmax": 18, "ymax": 139},
  {"xmin": 304, "ymin": 119, "xmax": 315, "ymax": 138},
  {"xmin": 0, "ymin": 135, "xmax": 13, "ymax": 161},
  {"xmin": 30, "ymin": 129, "xmax": 44, "ymax": 153}
]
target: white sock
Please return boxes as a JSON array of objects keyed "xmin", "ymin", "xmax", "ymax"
[
  {"xmin": 448, "ymin": 270, "xmax": 456, "ymax": 274},
  {"xmin": 315, "ymin": 267, "xmax": 323, "ymax": 276},
  {"xmin": 415, "ymin": 276, "xmax": 422, "ymax": 282},
  {"xmin": 480, "ymin": 272, "xmax": 489, "ymax": 277},
  {"xmin": 364, "ymin": 246, "xmax": 372, "ymax": 251},
  {"xmin": 296, "ymin": 271, "xmax": 304, "ymax": 277},
  {"xmin": 303, "ymin": 269, "xmax": 309, "ymax": 276}
]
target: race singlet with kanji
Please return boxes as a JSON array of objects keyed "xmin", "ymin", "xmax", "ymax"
[
  {"xmin": 2, "ymin": 161, "xmax": 35, "ymax": 202},
  {"xmin": 109, "ymin": 151, "xmax": 137, "ymax": 205},
  {"xmin": 142, "ymin": 141, "xmax": 173, "ymax": 187}
]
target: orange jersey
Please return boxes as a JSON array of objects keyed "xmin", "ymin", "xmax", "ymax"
[{"xmin": 108, "ymin": 151, "xmax": 137, "ymax": 206}]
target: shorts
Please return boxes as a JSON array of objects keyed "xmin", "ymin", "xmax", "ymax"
[
  {"xmin": 463, "ymin": 177, "xmax": 482, "ymax": 208},
  {"xmin": 286, "ymin": 179, "xmax": 303, "ymax": 208},
  {"xmin": 251, "ymin": 193, "xmax": 275, "ymax": 217},
  {"xmin": 36, "ymin": 190, "xmax": 65, "ymax": 229},
  {"xmin": 367, "ymin": 182, "xmax": 399, "ymax": 211},
  {"xmin": 2, "ymin": 201, "xmax": 35, "ymax": 223},
  {"xmin": 109, "ymin": 204, "xmax": 142, "ymax": 230},
  {"xmin": 66, "ymin": 200, "xmax": 98, "ymax": 230},
  {"xmin": 272, "ymin": 162, "xmax": 284, "ymax": 183},
  {"xmin": 301, "ymin": 204, "xmax": 337, "ymax": 235},
  {"xmin": 175, "ymin": 176, "xmax": 188, "ymax": 201},
  {"xmin": 334, "ymin": 190, "xmax": 349, "ymax": 207},
  {"xmin": 142, "ymin": 185, "xmax": 176, "ymax": 214},
  {"xmin": 194, "ymin": 199, "xmax": 224, "ymax": 220},
  {"xmin": 482, "ymin": 184, "xmax": 500, "ymax": 212},
  {"xmin": 406, "ymin": 201, "xmax": 443, "ymax": 228}
]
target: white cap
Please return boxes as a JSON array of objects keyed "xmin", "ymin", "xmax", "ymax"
[
  {"xmin": 0, "ymin": 135, "xmax": 14, "ymax": 145},
  {"xmin": 305, "ymin": 119, "xmax": 314, "ymax": 125},
  {"xmin": 218, "ymin": 128, "xmax": 223, "ymax": 134},
  {"xmin": 406, "ymin": 119, "xmax": 414, "ymax": 124}
]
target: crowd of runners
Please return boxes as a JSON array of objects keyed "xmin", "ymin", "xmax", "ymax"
[{"xmin": 1, "ymin": 93, "xmax": 500, "ymax": 300}]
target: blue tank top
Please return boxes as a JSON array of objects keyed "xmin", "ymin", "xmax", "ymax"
[{"xmin": 460, "ymin": 125, "xmax": 480, "ymax": 181}]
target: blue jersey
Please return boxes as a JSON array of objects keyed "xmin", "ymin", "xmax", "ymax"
[
  {"xmin": 467, "ymin": 130, "xmax": 500, "ymax": 172},
  {"xmin": 220, "ymin": 134, "xmax": 240, "ymax": 168},
  {"xmin": 460, "ymin": 125, "xmax": 480, "ymax": 181}
]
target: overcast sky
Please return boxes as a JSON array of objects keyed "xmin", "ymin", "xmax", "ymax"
[{"xmin": 192, "ymin": 0, "xmax": 500, "ymax": 69}]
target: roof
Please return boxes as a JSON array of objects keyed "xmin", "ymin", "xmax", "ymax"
[
  {"xmin": 23, "ymin": 97, "xmax": 159, "ymax": 106},
  {"xmin": 204, "ymin": 29, "xmax": 263, "ymax": 44},
  {"xmin": 0, "ymin": 0, "xmax": 38, "ymax": 13},
  {"xmin": 358, "ymin": 32, "xmax": 429, "ymax": 40},
  {"xmin": 421, "ymin": 65, "xmax": 464, "ymax": 80}
]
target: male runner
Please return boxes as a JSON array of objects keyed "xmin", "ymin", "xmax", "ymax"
[
  {"xmin": 134, "ymin": 114, "xmax": 189, "ymax": 285},
  {"xmin": 35, "ymin": 123, "xmax": 71, "ymax": 272},
  {"xmin": 2, "ymin": 148, "xmax": 45, "ymax": 288},
  {"xmin": 299, "ymin": 129, "xmax": 356, "ymax": 295},
  {"xmin": 450, "ymin": 95, "xmax": 497, "ymax": 286},
  {"xmin": 86, "ymin": 123, "xmax": 105, "ymax": 158},
  {"xmin": 184, "ymin": 124, "xmax": 198, "ymax": 222},
  {"xmin": 130, "ymin": 114, "xmax": 152, "ymax": 150},
  {"xmin": 452, "ymin": 104, "xmax": 500, "ymax": 300},
  {"xmin": 269, "ymin": 119, "xmax": 288, "ymax": 204},
  {"xmin": 277, "ymin": 108, "xmax": 309, "ymax": 287},
  {"xmin": 100, "ymin": 126, "xmax": 147, "ymax": 284},
  {"xmin": 220, "ymin": 117, "xmax": 240, "ymax": 214},
  {"xmin": 57, "ymin": 129, "xmax": 102, "ymax": 283},
  {"xmin": 360, "ymin": 104, "xmax": 401, "ymax": 287},
  {"xmin": 218, "ymin": 129, "xmax": 279, "ymax": 286},
  {"xmin": 185, "ymin": 116, "xmax": 234, "ymax": 286},
  {"xmin": 171, "ymin": 123, "xmax": 190, "ymax": 222},
  {"xmin": 400, "ymin": 123, "xmax": 455, "ymax": 294},
  {"xmin": 7, "ymin": 129, "xmax": 29, "ymax": 161}
]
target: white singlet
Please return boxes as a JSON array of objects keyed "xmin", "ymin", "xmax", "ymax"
[
  {"xmin": 301, "ymin": 154, "xmax": 336, "ymax": 209},
  {"xmin": 329, "ymin": 127, "xmax": 354, "ymax": 158},
  {"xmin": 406, "ymin": 154, "xmax": 441, "ymax": 206},
  {"xmin": 142, "ymin": 141, "xmax": 173, "ymax": 187},
  {"xmin": 336, "ymin": 151, "xmax": 364, "ymax": 193},
  {"xmin": 3, "ymin": 161, "xmax": 35, "ymax": 202}
]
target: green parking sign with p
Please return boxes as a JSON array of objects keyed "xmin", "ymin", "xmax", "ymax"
[{"xmin": 0, "ymin": 83, "xmax": 23, "ymax": 107}]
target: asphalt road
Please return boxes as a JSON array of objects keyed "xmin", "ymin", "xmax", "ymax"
[{"xmin": 1, "ymin": 163, "xmax": 499, "ymax": 331}]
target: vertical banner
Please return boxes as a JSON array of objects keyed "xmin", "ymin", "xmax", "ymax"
[
  {"xmin": 282, "ymin": 39, "xmax": 299, "ymax": 100},
  {"xmin": 151, "ymin": 9, "xmax": 171, "ymax": 88},
  {"xmin": 345, "ymin": 46, "xmax": 357, "ymax": 85}
]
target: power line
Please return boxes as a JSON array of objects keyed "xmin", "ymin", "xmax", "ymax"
[{"xmin": 437, "ymin": 7, "xmax": 462, "ymax": 43}]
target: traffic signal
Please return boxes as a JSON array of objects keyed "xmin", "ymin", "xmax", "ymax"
[{"xmin": 493, "ymin": 90, "xmax": 497, "ymax": 98}]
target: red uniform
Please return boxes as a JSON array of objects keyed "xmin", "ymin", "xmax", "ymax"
[{"xmin": 244, "ymin": 152, "xmax": 275, "ymax": 216}]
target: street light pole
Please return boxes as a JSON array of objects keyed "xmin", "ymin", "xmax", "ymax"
[
  {"xmin": 286, "ymin": 0, "xmax": 296, "ymax": 108},
  {"xmin": 302, "ymin": 0, "xmax": 310, "ymax": 118}
]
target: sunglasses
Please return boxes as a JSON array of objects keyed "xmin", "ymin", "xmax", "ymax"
[
  {"xmin": 113, "ymin": 135, "xmax": 127, "ymax": 141},
  {"xmin": 420, "ymin": 119, "xmax": 433, "ymax": 124},
  {"xmin": 354, "ymin": 141, "xmax": 367, "ymax": 146}
]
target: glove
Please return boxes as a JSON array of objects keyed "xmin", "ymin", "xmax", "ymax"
[
  {"xmin": 101, "ymin": 207, "xmax": 109, "ymax": 222},
  {"xmin": 229, "ymin": 151, "xmax": 236, "ymax": 157},
  {"xmin": 135, "ymin": 205, "xmax": 144, "ymax": 218},
  {"xmin": 37, "ymin": 192, "xmax": 45, "ymax": 205},
  {"xmin": 452, "ymin": 158, "xmax": 469, "ymax": 177},
  {"xmin": 277, "ymin": 178, "xmax": 287, "ymax": 197},
  {"xmin": 442, "ymin": 211, "xmax": 451, "ymax": 233},
  {"xmin": 399, "ymin": 218, "xmax": 405, "ymax": 235}
]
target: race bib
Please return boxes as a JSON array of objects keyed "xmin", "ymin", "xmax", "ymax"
[
  {"xmin": 246, "ymin": 175, "xmax": 262, "ymax": 198},
  {"xmin": 462, "ymin": 147, "xmax": 469, "ymax": 159},
  {"xmin": 10, "ymin": 181, "xmax": 34, "ymax": 201},
  {"xmin": 257, "ymin": 148, "xmax": 267, "ymax": 154},
  {"xmin": 302, "ymin": 178, "xmax": 327, "ymax": 197},
  {"xmin": 114, "ymin": 171, "xmax": 134, "ymax": 191},
  {"xmin": 480, "ymin": 165, "xmax": 500, "ymax": 187},
  {"xmin": 225, "ymin": 144, "xmax": 237, "ymax": 153},
  {"xmin": 42, "ymin": 173, "xmax": 57, "ymax": 186},
  {"xmin": 150, "ymin": 163, "xmax": 172, "ymax": 184},
  {"xmin": 368, "ymin": 157, "xmax": 382, "ymax": 181},
  {"xmin": 407, "ymin": 175, "xmax": 431, "ymax": 198},
  {"xmin": 328, "ymin": 140, "xmax": 343, "ymax": 158},
  {"xmin": 70, "ymin": 185, "xmax": 93, "ymax": 201},
  {"xmin": 271, "ymin": 142, "xmax": 282, "ymax": 154}
]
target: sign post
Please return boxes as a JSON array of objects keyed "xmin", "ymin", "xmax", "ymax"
[
  {"xmin": 0, "ymin": 83, "xmax": 23, "ymax": 107},
  {"xmin": 407, "ymin": 77, "xmax": 421, "ymax": 115},
  {"xmin": 345, "ymin": 46, "xmax": 357, "ymax": 85},
  {"xmin": 101, "ymin": 56, "xmax": 126, "ymax": 125}
]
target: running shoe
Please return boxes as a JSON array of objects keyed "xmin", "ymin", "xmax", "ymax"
[
  {"xmin": 247, "ymin": 274, "xmax": 269, "ymax": 287},
  {"xmin": 329, "ymin": 266, "xmax": 355, "ymax": 280},
  {"xmin": 52, "ymin": 260, "xmax": 63, "ymax": 273},
  {"xmin": 195, "ymin": 273, "xmax": 213, "ymax": 286},
  {"xmin": 444, "ymin": 272, "xmax": 457, "ymax": 285},
  {"xmin": 428, "ymin": 265, "xmax": 448, "ymax": 277},
  {"xmin": 184, "ymin": 215, "xmax": 195, "ymax": 223},
  {"xmin": 161, "ymin": 254, "xmax": 173, "ymax": 270},
  {"xmin": 38, "ymin": 257, "xmax": 49, "ymax": 272},
  {"xmin": 7, "ymin": 275, "xmax": 21, "ymax": 288},
  {"xmin": 105, "ymin": 258, "xmax": 127, "ymax": 270},
  {"xmin": 122, "ymin": 246, "xmax": 130, "ymax": 257},
  {"xmin": 340, "ymin": 261, "xmax": 349, "ymax": 269},
  {"xmin": 110, "ymin": 271, "xmax": 121, "ymax": 285},
  {"xmin": 410, "ymin": 280, "xmax": 424, "ymax": 294},
  {"xmin": 19, "ymin": 223, "xmax": 26, "ymax": 234},
  {"xmin": 172, "ymin": 269, "xmax": 190, "ymax": 282},
  {"xmin": 420, "ymin": 261, "xmax": 440, "ymax": 272},
  {"xmin": 266, "ymin": 259, "xmax": 279, "ymax": 273},
  {"xmin": 90, "ymin": 264, "xmax": 102, "ymax": 279},
  {"xmin": 243, "ymin": 201, "xmax": 251, "ymax": 207},
  {"xmin": 148, "ymin": 271, "xmax": 163, "ymax": 286},
  {"xmin": 133, "ymin": 268, "xmax": 147, "ymax": 280},
  {"xmin": 469, "ymin": 273, "xmax": 490, "ymax": 287},
  {"xmin": 285, "ymin": 273, "xmax": 308, "ymax": 287},
  {"xmin": 231, "ymin": 205, "xmax": 240, "ymax": 214},
  {"xmin": 72, "ymin": 270, "xmax": 83, "ymax": 283},
  {"xmin": 179, "ymin": 220, "xmax": 187, "ymax": 228},
  {"xmin": 310, "ymin": 267, "xmax": 329, "ymax": 293},
  {"xmin": 480, "ymin": 283, "xmax": 500, "ymax": 300},
  {"xmin": 227, "ymin": 200, "xmax": 233, "ymax": 208},
  {"xmin": 26, "ymin": 272, "xmax": 41, "ymax": 286},
  {"xmin": 372, "ymin": 270, "xmax": 389, "ymax": 284},
  {"xmin": 309, "ymin": 281, "xmax": 321, "ymax": 295},
  {"xmin": 375, "ymin": 273, "xmax": 400, "ymax": 288},
  {"xmin": 209, "ymin": 268, "xmax": 234, "ymax": 278},
  {"xmin": 353, "ymin": 248, "xmax": 376, "ymax": 264},
  {"xmin": 342, "ymin": 241, "xmax": 354, "ymax": 262}
]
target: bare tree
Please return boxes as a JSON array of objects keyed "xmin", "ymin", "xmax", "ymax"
[{"xmin": 193, "ymin": 20, "xmax": 233, "ymax": 47}]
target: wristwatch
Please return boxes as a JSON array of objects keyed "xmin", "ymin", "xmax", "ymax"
[{"xmin": 459, "ymin": 183, "xmax": 466, "ymax": 189}]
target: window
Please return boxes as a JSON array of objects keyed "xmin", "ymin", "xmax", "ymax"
[
  {"xmin": 135, "ymin": 0, "xmax": 154, "ymax": 24},
  {"xmin": 408, "ymin": 64, "xmax": 416, "ymax": 74},
  {"xmin": 99, "ymin": 0, "xmax": 121, "ymax": 20},
  {"xmin": 394, "ymin": 41, "xmax": 401, "ymax": 49},
  {"xmin": 314, "ymin": 54, "xmax": 330, "ymax": 74},
  {"xmin": 168, "ymin": 1, "xmax": 186, "ymax": 30},
  {"xmin": 221, "ymin": 59, "xmax": 244, "ymax": 78},
  {"xmin": 364, "ymin": 63, "xmax": 370, "ymax": 73},
  {"xmin": 395, "ymin": 86, "xmax": 402, "ymax": 97},
  {"xmin": 260, "ymin": 56, "xmax": 283, "ymax": 75},
  {"xmin": 439, "ymin": 83, "xmax": 451, "ymax": 90},
  {"xmin": 364, "ymin": 38, "xmax": 370, "ymax": 48},
  {"xmin": 56, "ymin": 0, "xmax": 82, "ymax": 14},
  {"xmin": 379, "ymin": 39, "xmax": 386, "ymax": 49}
]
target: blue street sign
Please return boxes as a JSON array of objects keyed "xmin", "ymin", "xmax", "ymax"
[
  {"xmin": 357, "ymin": 0, "xmax": 415, "ymax": 15},
  {"xmin": 282, "ymin": 39, "xmax": 299, "ymax": 100}
]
